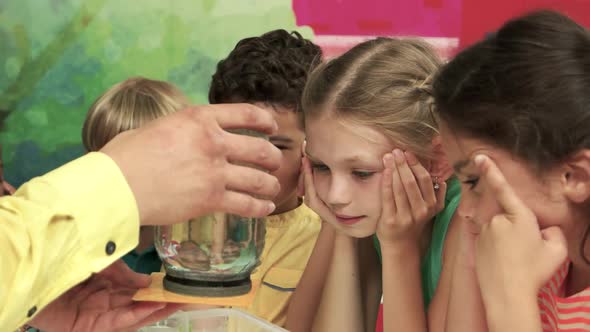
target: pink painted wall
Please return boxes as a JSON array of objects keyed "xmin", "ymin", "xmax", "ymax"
[
  {"xmin": 292, "ymin": 0, "xmax": 462, "ymax": 37},
  {"xmin": 460, "ymin": 0, "xmax": 590, "ymax": 48},
  {"xmin": 293, "ymin": 0, "xmax": 590, "ymax": 54}
]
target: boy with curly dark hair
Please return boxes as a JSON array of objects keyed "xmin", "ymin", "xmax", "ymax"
[{"xmin": 208, "ymin": 29, "xmax": 322, "ymax": 326}]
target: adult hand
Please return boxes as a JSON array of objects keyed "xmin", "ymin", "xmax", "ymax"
[
  {"xmin": 29, "ymin": 260, "xmax": 181, "ymax": 332},
  {"xmin": 101, "ymin": 104, "xmax": 282, "ymax": 226}
]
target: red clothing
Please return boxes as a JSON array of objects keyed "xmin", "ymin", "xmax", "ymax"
[{"xmin": 539, "ymin": 262, "xmax": 590, "ymax": 331}]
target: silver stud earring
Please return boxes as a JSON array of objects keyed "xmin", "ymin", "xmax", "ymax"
[{"xmin": 433, "ymin": 177, "xmax": 440, "ymax": 191}]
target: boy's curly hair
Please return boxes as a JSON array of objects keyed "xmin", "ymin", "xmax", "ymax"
[{"xmin": 209, "ymin": 29, "xmax": 322, "ymax": 113}]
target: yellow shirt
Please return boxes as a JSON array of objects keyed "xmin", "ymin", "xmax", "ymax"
[
  {"xmin": 244, "ymin": 203, "xmax": 321, "ymax": 327},
  {"xmin": 0, "ymin": 152, "xmax": 139, "ymax": 331}
]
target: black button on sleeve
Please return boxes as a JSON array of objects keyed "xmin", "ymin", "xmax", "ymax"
[
  {"xmin": 105, "ymin": 241, "xmax": 116, "ymax": 255},
  {"xmin": 27, "ymin": 306, "xmax": 37, "ymax": 318}
]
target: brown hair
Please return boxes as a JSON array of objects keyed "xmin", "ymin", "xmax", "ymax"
[
  {"xmin": 83, "ymin": 77, "xmax": 189, "ymax": 151},
  {"xmin": 209, "ymin": 30, "xmax": 322, "ymax": 113},
  {"xmin": 433, "ymin": 10, "xmax": 590, "ymax": 262},
  {"xmin": 302, "ymin": 37, "xmax": 442, "ymax": 159}
]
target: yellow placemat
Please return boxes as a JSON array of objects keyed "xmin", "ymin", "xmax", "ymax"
[{"xmin": 133, "ymin": 273, "xmax": 259, "ymax": 307}]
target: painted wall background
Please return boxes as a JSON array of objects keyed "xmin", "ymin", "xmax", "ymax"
[
  {"xmin": 2, "ymin": 0, "xmax": 590, "ymax": 186},
  {"xmin": 0, "ymin": 0, "xmax": 313, "ymax": 186}
]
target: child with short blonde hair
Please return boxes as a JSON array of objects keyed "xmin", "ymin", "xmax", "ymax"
[{"xmin": 83, "ymin": 77, "xmax": 189, "ymax": 274}]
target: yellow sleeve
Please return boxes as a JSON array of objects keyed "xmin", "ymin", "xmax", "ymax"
[{"xmin": 0, "ymin": 152, "xmax": 140, "ymax": 330}]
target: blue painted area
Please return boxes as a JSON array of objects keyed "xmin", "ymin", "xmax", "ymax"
[{"xmin": 5, "ymin": 141, "xmax": 84, "ymax": 186}]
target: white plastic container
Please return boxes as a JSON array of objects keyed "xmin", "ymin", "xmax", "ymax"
[{"xmin": 139, "ymin": 308, "xmax": 287, "ymax": 332}]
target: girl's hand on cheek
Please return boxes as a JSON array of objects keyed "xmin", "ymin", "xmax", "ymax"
[
  {"xmin": 301, "ymin": 154, "xmax": 340, "ymax": 228},
  {"xmin": 377, "ymin": 150, "xmax": 446, "ymax": 253}
]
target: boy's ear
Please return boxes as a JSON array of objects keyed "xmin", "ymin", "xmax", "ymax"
[
  {"xmin": 297, "ymin": 140, "xmax": 307, "ymax": 197},
  {"xmin": 562, "ymin": 150, "xmax": 590, "ymax": 204}
]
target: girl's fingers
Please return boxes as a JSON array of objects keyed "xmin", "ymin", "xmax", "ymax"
[{"xmin": 381, "ymin": 153, "xmax": 397, "ymax": 222}]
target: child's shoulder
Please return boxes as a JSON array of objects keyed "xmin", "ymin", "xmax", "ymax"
[
  {"xmin": 297, "ymin": 202, "xmax": 322, "ymax": 224},
  {"xmin": 264, "ymin": 203, "xmax": 321, "ymax": 246},
  {"xmin": 538, "ymin": 261, "xmax": 590, "ymax": 331},
  {"xmin": 267, "ymin": 202, "xmax": 321, "ymax": 227}
]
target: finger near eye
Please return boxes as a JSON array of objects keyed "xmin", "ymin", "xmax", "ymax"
[
  {"xmin": 394, "ymin": 151, "xmax": 425, "ymax": 215},
  {"xmin": 381, "ymin": 153, "xmax": 396, "ymax": 217},
  {"xmin": 390, "ymin": 156, "xmax": 413, "ymax": 221},
  {"xmin": 475, "ymin": 154, "xmax": 533, "ymax": 221}
]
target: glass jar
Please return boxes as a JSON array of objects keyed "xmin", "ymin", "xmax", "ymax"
[{"xmin": 154, "ymin": 128, "xmax": 268, "ymax": 297}]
